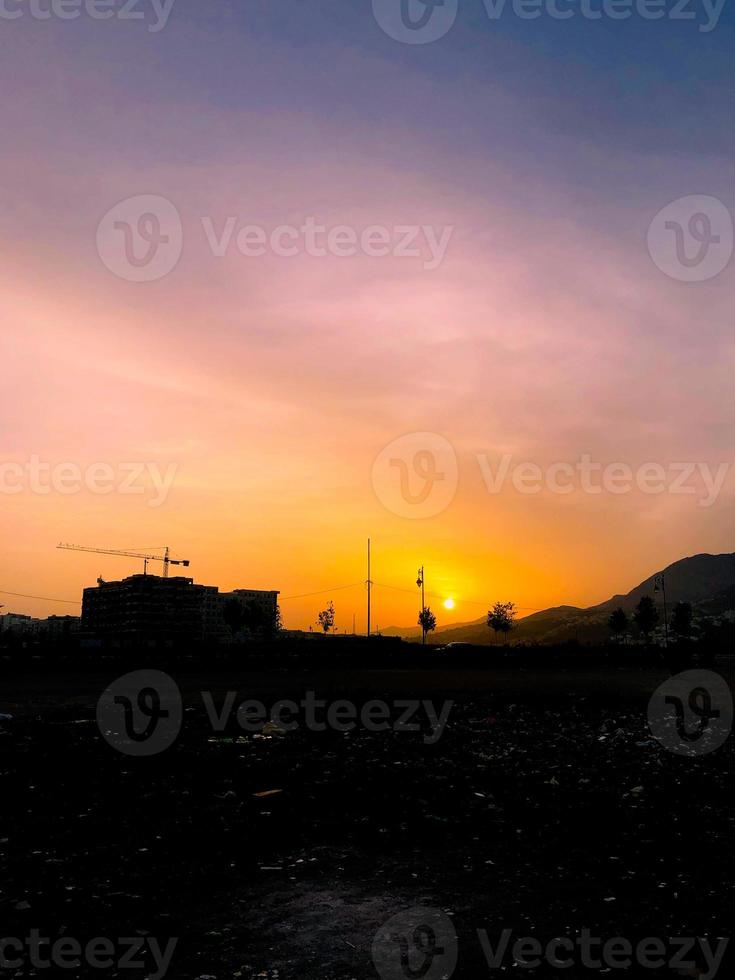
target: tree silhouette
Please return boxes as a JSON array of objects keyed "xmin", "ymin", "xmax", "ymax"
[
  {"xmin": 634, "ymin": 595, "xmax": 659, "ymax": 644},
  {"xmin": 487, "ymin": 601, "xmax": 516, "ymax": 644},
  {"xmin": 671, "ymin": 601, "xmax": 693, "ymax": 641},
  {"xmin": 222, "ymin": 598, "xmax": 247, "ymax": 637},
  {"xmin": 223, "ymin": 598, "xmax": 280, "ymax": 639},
  {"xmin": 608, "ymin": 607, "xmax": 629, "ymax": 644},
  {"xmin": 242, "ymin": 601, "xmax": 266, "ymax": 633},
  {"xmin": 317, "ymin": 601, "xmax": 335, "ymax": 634},
  {"xmin": 418, "ymin": 606, "xmax": 437, "ymax": 644}
]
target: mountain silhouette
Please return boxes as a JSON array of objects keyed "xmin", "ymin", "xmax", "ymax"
[{"xmin": 384, "ymin": 552, "xmax": 735, "ymax": 645}]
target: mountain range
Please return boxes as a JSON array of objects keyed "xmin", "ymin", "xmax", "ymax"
[{"xmin": 382, "ymin": 552, "xmax": 735, "ymax": 645}]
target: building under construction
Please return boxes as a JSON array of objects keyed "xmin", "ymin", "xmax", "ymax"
[{"xmin": 81, "ymin": 574, "xmax": 280, "ymax": 644}]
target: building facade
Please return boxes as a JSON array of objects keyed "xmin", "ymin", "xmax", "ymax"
[
  {"xmin": 0, "ymin": 613, "xmax": 34, "ymax": 633},
  {"xmin": 0, "ymin": 613, "xmax": 81, "ymax": 635},
  {"xmin": 81, "ymin": 575, "xmax": 279, "ymax": 642}
]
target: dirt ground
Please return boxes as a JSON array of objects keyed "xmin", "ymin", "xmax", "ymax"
[{"xmin": 1, "ymin": 663, "xmax": 734, "ymax": 978}]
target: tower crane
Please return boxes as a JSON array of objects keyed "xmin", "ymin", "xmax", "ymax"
[{"xmin": 57, "ymin": 543, "xmax": 190, "ymax": 578}]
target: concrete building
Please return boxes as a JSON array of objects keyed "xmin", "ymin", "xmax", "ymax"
[
  {"xmin": 0, "ymin": 613, "xmax": 80, "ymax": 638},
  {"xmin": 41, "ymin": 615, "xmax": 81, "ymax": 636},
  {"xmin": 0, "ymin": 613, "xmax": 35, "ymax": 633},
  {"xmin": 81, "ymin": 574, "xmax": 279, "ymax": 642},
  {"xmin": 82, "ymin": 575, "xmax": 206, "ymax": 641},
  {"xmin": 221, "ymin": 588, "xmax": 280, "ymax": 623}
]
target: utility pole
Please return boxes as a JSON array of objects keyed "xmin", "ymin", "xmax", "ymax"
[
  {"xmin": 366, "ymin": 538, "xmax": 372, "ymax": 638},
  {"xmin": 654, "ymin": 573, "xmax": 669, "ymax": 649},
  {"xmin": 417, "ymin": 566, "xmax": 426, "ymax": 645}
]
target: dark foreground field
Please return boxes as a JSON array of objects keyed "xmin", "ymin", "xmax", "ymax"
[{"xmin": 2, "ymin": 662, "xmax": 734, "ymax": 978}]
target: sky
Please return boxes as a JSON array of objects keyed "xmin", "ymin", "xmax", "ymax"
[{"xmin": 1, "ymin": 0, "xmax": 734, "ymax": 630}]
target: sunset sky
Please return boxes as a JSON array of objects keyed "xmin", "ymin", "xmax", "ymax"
[{"xmin": 1, "ymin": 0, "xmax": 734, "ymax": 630}]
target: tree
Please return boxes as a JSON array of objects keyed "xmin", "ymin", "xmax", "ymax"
[
  {"xmin": 671, "ymin": 601, "xmax": 693, "ymax": 641},
  {"xmin": 608, "ymin": 607, "xmax": 629, "ymax": 644},
  {"xmin": 418, "ymin": 606, "xmax": 437, "ymax": 644},
  {"xmin": 633, "ymin": 595, "xmax": 659, "ymax": 644},
  {"xmin": 487, "ymin": 601, "xmax": 516, "ymax": 644},
  {"xmin": 222, "ymin": 598, "xmax": 247, "ymax": 637},
  {"xmin": 241, "ymin": 601, "xmax": 266, "ymax": 634},
  {"xmin": 317, "ymin": 601, "xmax": 335, "ymax": 634},
  {"xmin": 223, "ymin": 599, "xmax": 281, "ymax": 640}
]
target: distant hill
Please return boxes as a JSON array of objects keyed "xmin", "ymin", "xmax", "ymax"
[
  {"xmin": 594, "ymin": 552, "xmax": 735, "ymax": 611},
  {"xmin": 380, "ymin": 616, "xmax": 478, "ymax": 640},
  {"xmin": 382, "ymin": 552, "xmax": 735, "ymax": 645}
]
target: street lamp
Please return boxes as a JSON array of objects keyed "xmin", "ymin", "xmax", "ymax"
[
  {"xmin": 654, "ymin": 574, "xmax": 669, "ymax": 649},
  {"xmin": 417, "ymin": 567, "xmax": 426, "ymax": 646}
]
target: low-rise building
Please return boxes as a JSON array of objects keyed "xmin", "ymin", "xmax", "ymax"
[
  {"xmin": 41, "ymin": 615, "xmax": 81, "ymax": 636},
  {"xmin": 0, "ymin": 613, "xmax": 35, "ymax": 633},
  {"xmin": 0, "ymin": 613, "xmax": 80, "ymax": 639}
]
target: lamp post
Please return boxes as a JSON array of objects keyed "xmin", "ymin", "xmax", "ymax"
[
  {"xmin": 654, "ymin": 574, "xmax": 669, "ymax": 649},
  {"xmin": 366, "ymin": 538, "xmax": 372, "ymax": 638},
  {"xmin": 417, "ymin": 567, "xmax": 426, "ymax": 645}
]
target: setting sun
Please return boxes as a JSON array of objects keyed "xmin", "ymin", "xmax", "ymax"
[{"xmin": 443, "ymin": 598, "xmax": 455, "ymax": 610}]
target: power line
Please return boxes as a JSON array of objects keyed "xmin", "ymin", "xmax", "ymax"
[
  {"xmin": 279, "ymin": 583, "xmax": 363, "ymax": 601},
  {"xmin": 0, "ymin": 589, "xmax": 80, "ymax": 606},
  {"xmin": 372, "ymin": 582, "xmax": 542, "ymax": 611},
  {"xmin": 0, "ymin": 578, "xmax": 543, "ymax": 613},
  {"xmin": 278, "ymin": 578, "xmax": 544, "ymax": 613}
]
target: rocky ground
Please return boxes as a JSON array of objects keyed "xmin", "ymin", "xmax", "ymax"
[{"xmin": 1, "ymin": 664, "xmax": 734, "ymax": 978}]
